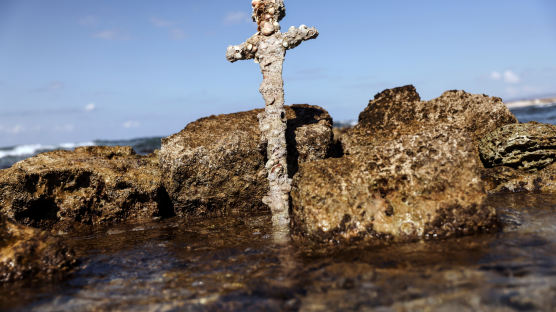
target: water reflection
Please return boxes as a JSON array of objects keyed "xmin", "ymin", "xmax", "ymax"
[{"xmin": 0, "ymin": 194, "xmax": 555, "ymax": 311}]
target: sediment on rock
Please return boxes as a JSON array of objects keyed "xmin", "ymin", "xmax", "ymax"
[
  {"xmin": 159, "ymin": 104, "xmax": 334, "ymax": 218},
  {"xmin": 0, "ymin": 216, "xmax": 77, "ymax": 282},
  {"xmin": 479, "ymin": 122, "xmax": 556, "ymax": 171},
  {"xmin": 0, "ymin": 146, "xmax": 171, "ymax": 231}
]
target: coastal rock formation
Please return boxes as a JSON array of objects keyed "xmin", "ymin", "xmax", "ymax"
[
  {"xmin": 479, "ymin": 122, "xmax": 556, "ymax": 171},
  {"xmin": 159, "ymin": 104, "xmax": 333, "ymax": 217},
  {"xmin": 482, "ymin": 163, "xmax": 556, "ymax": 194},
  {"xmin": 0, "ymin": 216, "xmax": 76, "ymax": 282},
  {"xmin": 0, "ymin": 146, "xmax": 170, "ymax": 231},
  {"xmin": 292, "ymin": 86, "xmax": 513, "ymax": 243},
  {"xmin": 343, "ymin": 85, "xmax": 517, "ymax": 154},
  {"xmin": 292, "ymin": 125, "xmax": 496, "ymax": 243}
]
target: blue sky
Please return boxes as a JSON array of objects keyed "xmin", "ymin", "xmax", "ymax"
[{"xmin": 0, "ymin": 0, "xmax": 555, "ymax": 147}]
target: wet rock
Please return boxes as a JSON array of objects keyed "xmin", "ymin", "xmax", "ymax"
[
  {"xmin": 0, "ymin": 146, "xmax": 171, "ymax": 231},
  {"xmin": 479, "ymin": 122, "xmax": 556, "ymax": 171},
  {"xmin": 482, "ymin": 163, "xmax": 556, "ymax": 194},
  {"xmin": 159, "ymin": 104, "xmax": 333, "ymax": 217},
  {"xmin": 0, "ymin": 216, "xmax": 76, "ymax": 282},
  {"xmin": 291, "ymin": 125, "xmax": 497, "ymax": 244},
  {"xmin": 343, "ymin": 85, "xmax": 517, "ymax": 154}
]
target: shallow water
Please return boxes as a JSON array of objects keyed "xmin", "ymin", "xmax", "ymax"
[{"xmin": 1, "ymin": 193, "xmax": 555, "ymax": 311}]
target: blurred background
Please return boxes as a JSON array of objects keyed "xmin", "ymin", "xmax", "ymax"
[{"xmin": 0, "ymin": 0, "xmax": 555, "ymax": 150}]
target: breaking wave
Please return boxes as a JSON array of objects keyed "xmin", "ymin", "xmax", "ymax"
[
  {"xmin": 0, "ymin": 142, "xmax": 95, "ymax": 159},
  {"xmin": 0, "ymin": 137, "xmax": 162, "ymax": 169}
]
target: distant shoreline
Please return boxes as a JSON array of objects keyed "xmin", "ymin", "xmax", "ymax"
[{"xmin": 505, "ymin": 97, "xmax": 556, "ymax": 109}]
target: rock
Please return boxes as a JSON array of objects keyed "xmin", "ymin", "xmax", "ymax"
[
  {"xmin": 482, "ymin": 163, "xmax": 556, "ymax": 194},
  {"xmin": 291, "ymin": 86, "xmax": 512, "ymax": 244},
  {"xmin": 478, "ymin": 122, "xmax": 556, "ymax": 194},
  {"xmin": 159, "ymin": 104, "xmax": 334, "ymax": 217},
  {"xmin": 479, "ymin": 122, "xmax": 556, "ymax": 171},
  {"xmin": 0, "ymin": 146, "xmax": 171, "ymax": 231},
  {"xmin": 0, "ymin": 216, "xmax": 76, "ymax": 282},
  {"xmin": 343, "ymin": 85, "xmax": 517, "ymax": 154},
  {"xmin": 291, "ymin": 125, "xmax": 497, "ymax": 244}
]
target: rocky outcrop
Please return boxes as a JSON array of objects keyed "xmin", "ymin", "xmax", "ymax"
[
  {"xmin": 159, "ymin": 104, "xmax": 334, "ymax": 217},
  {"xmin": 292, "ymin": 86, "xmax": 515, "ymax": 244},
  {"xmin": 482, "ymin": 163, "xmax": 556, "ymax": 194},
  {"xmin": 292, "ymin": 125, "xmax": 496, "ymax": 243},
  {"xmin": 479, "ymin": 122, "xmax": 556, "ymax": 171},
  {"xmin": 343, "ymin": 85, "xmax": 517, "ymax": 154},
  {"xmin": 0, "ymin": 146, "xmax": 171, "ymax": 231},
  {"xmin": 478, "ymin": 122, "xmax": 556, "ymax": 194},
  {"xmin": 0, "ymin": 216, "xmax": 76, "ymax": 282}
]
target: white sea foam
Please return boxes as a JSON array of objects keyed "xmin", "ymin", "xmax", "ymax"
[
  {"xmin": 506, "ymin": 98, "xmax": 556, "ymax": 109},
  {"xmin": 0, "ymin": 142, "xmax": 95, "ymax": 158}
]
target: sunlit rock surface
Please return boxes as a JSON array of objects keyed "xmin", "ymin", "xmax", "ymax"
[
  {"xmin": 292, "ymin": 125, "xmax": 496, "ymax": 243},
  {"xmin": 0, "ymin": 216, "xmax": 76, "ymax": 282},
  {"xmin": 159, "ymin": 104, "xmax": 334, "ymax": 218},
  {"xmin": 0, "ymin": 146, "xmax": 170, "ymax": 231},
  {"xmin": 479, "ymin": 122, "xmax": 556, "ymax": 171},
  {"xmin": 343, "ymin": 85, "xmax": 517, "ymax": 153},
  {"xmin": 292, "ymin": 86, "xmax": 516, "ymax": 244}
]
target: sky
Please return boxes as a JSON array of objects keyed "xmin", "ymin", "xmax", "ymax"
[{"xmin": 0, "ymin": 0, "xmax": 555, "ymax": 147}]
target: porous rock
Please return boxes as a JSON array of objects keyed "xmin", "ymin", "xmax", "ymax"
[
  {"xmin": 482, "ymin": 163, "xmax": 556, "ymax": 194},
  {"xmin": 0, "ymin": 216, "xmax": 76, "ymax": 282},
  {"xmin": 479, "ymin": 122, "xmax": 556, "ymax": 171},
  {"xmin": 292, "ymin": 125, "xmax": 496, "ymax": 244},
  {"xmin": 292, "ymin": 86, "xmax": 511, "ymax": 244},
  {"xmin": 343, "ymin": 85, "xmax": 517, "ymax": 154},
  {"xmin": 159, "ymin": 104, "xmax": 333, "ymax": 217},
  {"xmin": 0, "ymin": 146, "xmax": 171, "ymax": 231}
]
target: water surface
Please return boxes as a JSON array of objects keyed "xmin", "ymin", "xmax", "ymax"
[{"xmin": 1, "ymin": 193, "xmax": 555, "ymax": 311}]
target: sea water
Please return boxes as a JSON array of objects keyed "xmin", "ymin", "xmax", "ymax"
[{"xmin": 0, "ymin": 194, "xmax": 555, "ymax": 311}]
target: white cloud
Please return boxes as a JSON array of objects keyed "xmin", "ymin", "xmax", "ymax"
[
  {"xmin": 85, "ymin": 102, "xmax": 96, "ymax": 112},
  {"xmin": 33, "ymin": 81, "xmax": 64, "ymax": 93},
  {"xmin": 123, "ymin": 120, "xmax": 140, "ymax": 129},
  {"xmin": 170, "ymin": 28, "xmax": 187, "ymax": 40},
  {"xmin": 93, "ymin": 30, "xmax": 130, "ymax": 41},
  {"xmin": 150, "ymin": 17, "xmax": 176, "ymax": 28},
  {"xmin": 149, "ymin": 17, "xmax": 186, "ymax": 40},
  {"xmin": 490, "ymin": 70, "xmax": 521, "ymax": 84},
  {"xmin": 223, "ymin": 11, "xmax": 250, "ymax": 25},
  {"xmin": 79, "ymin": 15, "xmax": 98, "ymax": 27},
  {"xmin": 1, "ymin": 124, "xmax": 25, "ymax": 134},
  {"xmin": 55, "ymin": 124, "xmax": 75, "ymax": 132},
  {"xmin": 503, "ymin": 70, "xmax": 520, "ymax": 84},
  {"xmin": 490, "ymin": 71, "xmax": 501, "ymax": 80},
  {"xmin": 48, "ymin": 81, "xmax": 64, "ymax": 90}
]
